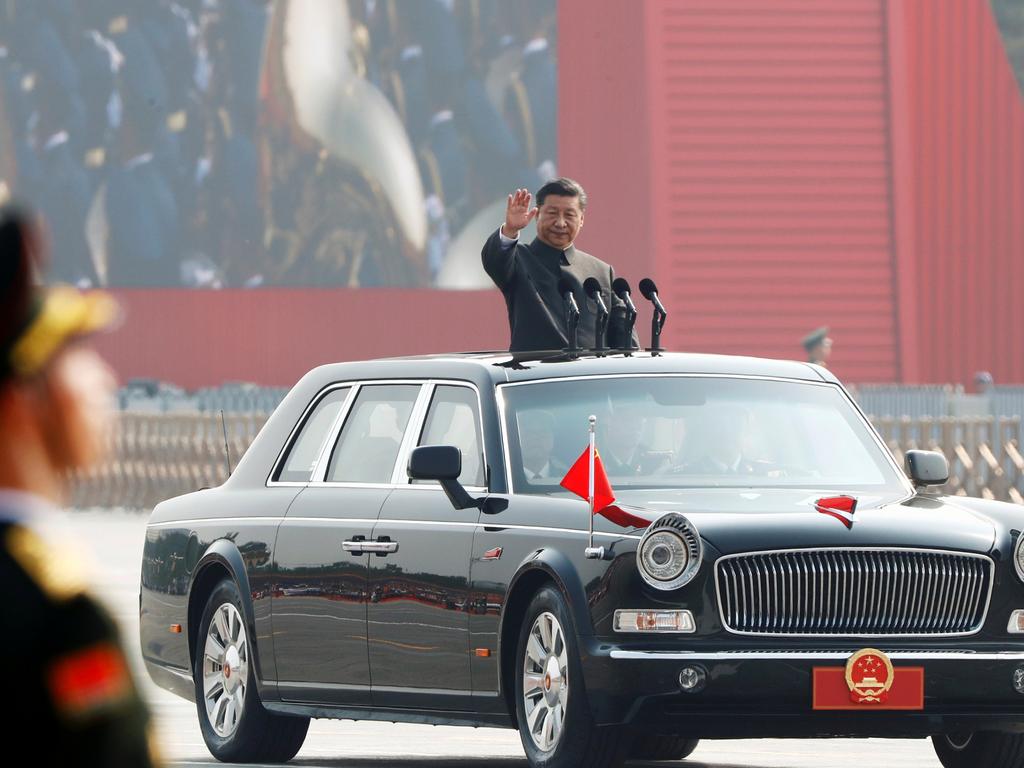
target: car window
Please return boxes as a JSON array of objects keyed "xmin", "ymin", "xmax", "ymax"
[
  {"xmin": 414, "ymin": 385, "xmax": 485, "ymax": 487},
  {"xmin": 502, "ymin": 376, "xmax": 905, "ymax": 496},
  {"xmin": 326, "ymin": 384, "xmax": 420, "ymax": 483},
  {"xmin": 275, "ymin": 387, "xmax": 351, "ymax": 482}
]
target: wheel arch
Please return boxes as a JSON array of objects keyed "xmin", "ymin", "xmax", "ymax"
[
  {"xmin": 498, "ymin": 549, "xmax": 593, "ymax": 721},
  {"xmin": 187, "ymin": 541, "xmax": 261, "ymax": 681}
]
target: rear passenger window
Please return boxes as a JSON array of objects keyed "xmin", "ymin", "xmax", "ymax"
[
  {"xmin": 275, "ymin": 387, "xmax": 351, "ymax": 482},
  {"xmin": 415, "ymin": 385, "xmax": 485, "ymax": 487},
  {"xmin": 326, "ymin": 384, "xmax": 420, "ymax": 483}
]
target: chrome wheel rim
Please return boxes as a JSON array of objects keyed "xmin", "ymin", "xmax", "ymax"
[
  {"xmin": 945, "ymin": 732, "xmax": 974, "ymax": 751},
  {"xmin": 522, "ymin": 611, "xmax": 569, "ymax": 752},
  {"xmin": 203, "ymin": 602, "xmax": 249, "ymax": 738}
]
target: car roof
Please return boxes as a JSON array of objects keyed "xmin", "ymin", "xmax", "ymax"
[{"xmin": 300, "ymin": 350, "xmax": 837, "ymax": 389}]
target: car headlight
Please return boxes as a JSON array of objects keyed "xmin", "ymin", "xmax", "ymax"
[
  {"xmin": 637, "ymin": 513, "xmax": 703, "ymax": 590},
  {"xmin": 1015, "ymin": 535, "xmax": 1024, "ymax": 583}
]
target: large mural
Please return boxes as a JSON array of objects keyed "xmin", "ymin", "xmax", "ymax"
[{"xmin": 0, "ymin": 0, "xmax": 557, "ymax": 289}]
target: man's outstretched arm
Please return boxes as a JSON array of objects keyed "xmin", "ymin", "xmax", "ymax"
[{"xmin": 481, "ymin": 188, "xmax": 537, "ymax": 288}]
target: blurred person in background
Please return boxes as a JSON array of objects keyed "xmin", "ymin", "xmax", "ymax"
[
  {"xmin": 802, "ymin": 326, "xmax": 833, "ymax": 367},
  {"xmin": 0, "ymin": 207, "xmax": 159, "ymax": 766}
]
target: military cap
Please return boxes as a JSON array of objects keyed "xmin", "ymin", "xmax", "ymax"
[
  {"xmin": 0, "ymin": 207, "xmax": 117, "ymax": 381},
  {"xmin": 801, "ymin": 326, "xmax": 831, "ymax": 351}
]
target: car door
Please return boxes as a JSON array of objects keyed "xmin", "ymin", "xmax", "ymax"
[
  {"xmin": 273, "ymin": 381, "xmax": 422, "ymax": 706},
  {"xmin": 367, "ymin": 382, "xmax": 486, "ymax": 710}
]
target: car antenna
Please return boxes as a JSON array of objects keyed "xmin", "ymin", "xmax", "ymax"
[{"xmin": 220, "ymin": 409, "xmax": 233, "ymax": 478}]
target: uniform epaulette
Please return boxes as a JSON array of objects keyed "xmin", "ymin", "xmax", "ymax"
[{"xmin": 4, "ymin": 524, "xmax": 89, "ymax": 602}]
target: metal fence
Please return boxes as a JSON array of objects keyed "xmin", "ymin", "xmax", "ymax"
[{"xmin": 69, "ymin": 410, "xmax": 1024, "ymax": 511}]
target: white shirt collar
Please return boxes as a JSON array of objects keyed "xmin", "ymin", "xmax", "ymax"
[
  {"xmin": 125, "ymin": 152, "xmax": 154, "ymax": 170},
  {"xmin": 523, "ymin": 37, "xmax": 549, "ymax": 56},
  {"xmin": 43, "ymin": 131, "xmax": 69, "ymax": 151}
]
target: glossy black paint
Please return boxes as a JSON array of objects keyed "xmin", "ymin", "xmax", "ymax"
[{"xmin": 140, "ymin": 351, "xmax": 1024, "ymax": 738}]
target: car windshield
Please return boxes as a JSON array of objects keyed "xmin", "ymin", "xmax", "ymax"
[{"xmin": 501, "ymin": 375, "xmax": 907, "ymax": 495}]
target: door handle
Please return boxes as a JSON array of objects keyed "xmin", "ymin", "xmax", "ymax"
[
  {"xmin": 342, "ymin": 540, "xmax": 365, "ymax": 553},
  {"xmin": 360, "ymin": 540, "xmax": 399, "ymax": 554}
]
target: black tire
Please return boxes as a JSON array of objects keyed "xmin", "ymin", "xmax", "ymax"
[
  {"xmin": 932, "ymin": 732, "xmax": 1024, "ymax": 768},
  {"xmin": 629, "ymin": 734, "xmax": 700, "ymax": 761},
  {"xmin": 514, "ymin": 585, "xmax": 629, "ymax": 768},
  {"xmin": 193, "ymin": 579, "xmax": 310, "ymax": 763}
]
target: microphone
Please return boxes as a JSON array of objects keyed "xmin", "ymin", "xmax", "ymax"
[
  {"xmin": 611, "ymin": 278, "xmax": 638, "ymax": 351},
  {"xmin": 639, "ymin": 279, "xmax": 666, "ymax": 315},
  {"xmin": 583, "ymin": 277, "xmax": 609, "ymax": 352},
  {"xmin": 557, "ymin": 277, "xmax": 580, "ymax": 353},
  {"xmin": 638, "ymin": 277, "xmax": 668, "ymax": 353}
]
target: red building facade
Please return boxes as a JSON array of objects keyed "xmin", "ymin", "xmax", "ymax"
[{"xmin": 96, "ymin": 0, "xmax": 1024, "ymax": 388}]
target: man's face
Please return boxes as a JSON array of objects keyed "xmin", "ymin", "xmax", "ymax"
[
  {"xmin": 519, "ymin": 413, "xmax": 555, "ymax": 470},
  {"xmin": 38, "ymin": 345, "xmax": 117, "ymax": 472},
  {"xmin": 535, "ymin": 194, "xmax": 584, "ymax": 250}
]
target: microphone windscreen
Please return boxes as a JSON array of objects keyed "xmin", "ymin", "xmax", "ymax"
[
  {"xmin": 556, "ymin": 277, "xmax": 575, "ymax": 297},
  {"xmin": 638, "ymin": 278, "xmax": 659, "ymax": 300},
  {"xmin": 611, "ymin": 277, "xmax": 631, "ymax": 297},
  {"xmin": 582, "ymin": 277, "xmax": 601, "ymax": 299}
]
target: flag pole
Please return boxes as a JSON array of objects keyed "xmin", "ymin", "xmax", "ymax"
[{"xmin": 584, "ymin": 414, "xmax": 605, "ymax": 559}]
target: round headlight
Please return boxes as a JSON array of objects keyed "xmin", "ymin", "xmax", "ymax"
[
  {"xmin": 637, "ymin": 513, "xmax": 703, "ymax": 590},
  {"xmin": 1014, "ymin": 535, "xmax": 1024, "ymax": 582}
]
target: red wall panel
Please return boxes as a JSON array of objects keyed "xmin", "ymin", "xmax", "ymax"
[
  {"xmin": 643, "ymin": 0, "xmax": 899, "ymax": 383},
  {"xmin": 887, "ymin": 0, "xmax": 1024, "ymax": 385},
  {"xmin": 94, "ymin": 289, "xmax": 508, "ymax": 389}
]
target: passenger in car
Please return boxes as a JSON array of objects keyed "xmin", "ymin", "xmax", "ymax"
[{"xmin": 518, "ymin": 409, "xmax": 568, "ymax": 482}]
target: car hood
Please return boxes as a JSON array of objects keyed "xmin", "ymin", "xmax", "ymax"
[{"xmin": 612, "ymin": 488, "xmax": 997, "ymax": 555}]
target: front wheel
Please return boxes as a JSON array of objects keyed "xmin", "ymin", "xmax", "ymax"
[
  {"xmin": 932, "ymin": 732, "xmax": 1024, "ymax": 767},
  {"xmin": 515, "ymin": 586, "xmax": 628, "ymax": 768},
  {"xmin": 194, "ymin": 579, "xmax": 310, "ymax": 763}
]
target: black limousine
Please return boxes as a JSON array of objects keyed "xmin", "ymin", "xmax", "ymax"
[{"xmin": 141, "ymin": 351, "xmax": 1024, "ymax": 767}]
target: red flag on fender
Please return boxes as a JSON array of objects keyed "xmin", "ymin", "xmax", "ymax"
[
  {"xmin": 561, "ymin": 445, "xmax": 615, "ymax": 512},
  {"xmin": 560, "ymin": 446, "xmax": 649, "ymax": 528}
]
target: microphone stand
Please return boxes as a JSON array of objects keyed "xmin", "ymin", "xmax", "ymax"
[{"xmin": 564, "ymin": 292, "xmax": 580, "ymax": 357}]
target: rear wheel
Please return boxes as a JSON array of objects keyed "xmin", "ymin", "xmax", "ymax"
[
  {"xmin": 515, "ymin": 586, "xmax": 628, "ymax": 768},
  {"xmin": 629, "ymin": 734, "xmax": 700, "ymax": 760},
  {"xmin": 194, "ymin": 579, "xmax": 309, "ymax": 763},
  {"xmin": 932, "ymin": 732, "xmax": 1024, "ymax": 767}
]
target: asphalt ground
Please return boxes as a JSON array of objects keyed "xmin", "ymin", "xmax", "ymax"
[{"xmin": 64, "ymin": 509, "xmax": 943, "ymax": 767}]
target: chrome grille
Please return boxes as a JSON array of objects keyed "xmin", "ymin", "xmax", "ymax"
[{"xmin": 715, "ymin": 549, "xmax": 993, "ymax": 636}]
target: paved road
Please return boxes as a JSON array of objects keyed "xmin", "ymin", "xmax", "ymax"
[{"xmin": 65, "ymin": 509, "xmax": 944, "ymax": 767}]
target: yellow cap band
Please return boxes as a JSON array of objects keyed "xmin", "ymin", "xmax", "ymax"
[{"xmin": 9, "ymin": 287, "xmax": 118, "ymax": 377}]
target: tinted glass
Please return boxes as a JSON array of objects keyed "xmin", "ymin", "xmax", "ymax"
[
  {"xmin": 276, "ymin": 387, "xmax": 351, "ymax": 482},
  {"xmin": 502, "ymin": 376, "xmax": 906, "ymax": 495},
  {"xmin": 415, "ymin": 385, "xmax": 485, "ymax": 487},
  {"xmin": 326, "ymin": 384, "xmax": 420, "ymax": 483}
]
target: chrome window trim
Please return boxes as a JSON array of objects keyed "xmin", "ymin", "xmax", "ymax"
[
  {"xmin": 495, "ymin": 373, "xmax": 913, "ymax": 499},
  {"xmin": 279, "ymin": 378, "xmax": 489, "ymax": 493},
  {"xmin": 396, "ymin": 379, "xmax": 490, "ymax": 490},
  {"xmin": 610, "ymin": 649, "xmax": 1024, "ymax": 661},
  {"xmin": 317, "ymin": 380, "xmax": 425, "ymax": 485},
  {"xmin": 713, "ymin": 547, "xmax": 995, "ymax": 638},
  {"xmin": 389, "ymin": 383, "xmax": 435, "ymax": 485},
  {"xmin": 266, "ymin": 383, "xmax": 355, "ymax": 487}
]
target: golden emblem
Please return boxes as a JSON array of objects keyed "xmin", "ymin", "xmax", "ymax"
[{"xmin": 844, "ymin": 648, "xmax": 895, "ymax": 704}]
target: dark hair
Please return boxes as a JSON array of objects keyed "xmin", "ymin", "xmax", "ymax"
[{"xmin": 536, "ymin": 177, "xmax": 587, "ymax": 210}]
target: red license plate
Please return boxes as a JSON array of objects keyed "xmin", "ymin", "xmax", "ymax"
[{"xmin": 812, "ymin": 666, "xmax": 924, "ymax": 710}]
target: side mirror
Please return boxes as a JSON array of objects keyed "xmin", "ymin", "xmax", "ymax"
[
  {"xmin": 905, "ymin": 450, "xmax": 949, "ymax": 488},
  {"xmin": 408, "ymin": 446, "xmax": 477, "ymax": 510}
]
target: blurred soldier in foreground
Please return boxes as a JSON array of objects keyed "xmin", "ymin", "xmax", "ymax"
[
  {"xmin": 0, "ymin": 208, "xmax": 158, "ymax": 765},
  {"xmin": 802, "ymin": 326, "xmax": 833, "ymax": 367}
]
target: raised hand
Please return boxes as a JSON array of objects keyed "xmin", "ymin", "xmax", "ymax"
[{"xmin": 502, "ymin": 188, "xmax": 538, "ymax": 238}]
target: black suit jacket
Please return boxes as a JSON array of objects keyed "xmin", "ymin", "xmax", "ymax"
[{"xmin": 482, "ymin": 229, "xmax": 638, "ymax": 352}]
